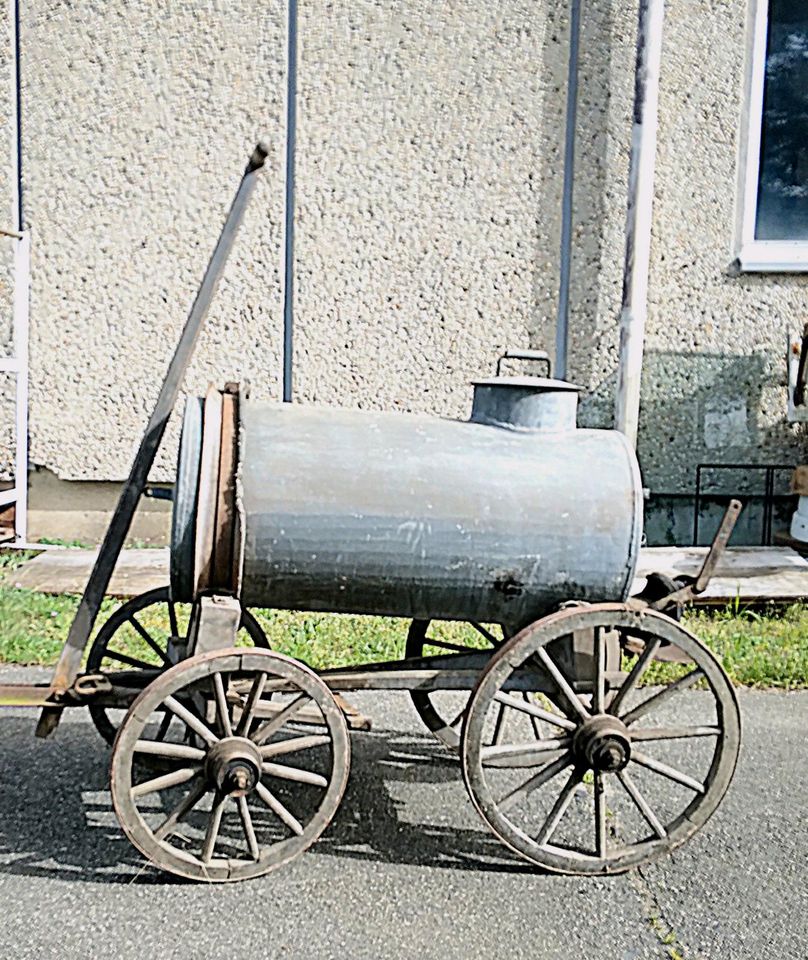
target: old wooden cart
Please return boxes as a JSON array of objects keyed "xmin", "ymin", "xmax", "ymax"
[{"xmin": 0, "ymin": 146, "xmax": 741, "ymax": 881}]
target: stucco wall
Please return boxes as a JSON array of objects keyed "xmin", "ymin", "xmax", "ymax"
[
  {"xmin": 637, "ymin": 0, "xmax": 807, "ymax": 498},
  {"xmin": 22, "ymin": 0, "xmax": 287, "ymax": 482},
  {"xmin": 0, "ymin": 1, "xmax": 18, "ymax": 482},
  {"xmin": 8, "ymin": 0, "xmax": 808, "ymax": 508}
]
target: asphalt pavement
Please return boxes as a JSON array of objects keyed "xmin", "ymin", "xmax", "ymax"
[{"xmin": 0, "ymin": 666, "xmax": 804, "ymax": 960}]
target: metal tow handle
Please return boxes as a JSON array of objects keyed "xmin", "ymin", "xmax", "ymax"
[
  {"xmin": 645, "ymin": 499, "xmax": 743, "ymax": 613},
  {"xmin": 36, "ymin": 141, "xmax": 269, "ymax": 738},
  {"xmin": 496, "ymin": 349, "xmax": 552, "ymax": 377},
  {"xmin": 693, "ymin": 498, "xmax": 743, "ymax": 595}
]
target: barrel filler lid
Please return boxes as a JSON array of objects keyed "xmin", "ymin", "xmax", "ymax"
[{"xmin": 471, "ymin": 376, "xmax": 580, "ymax": 392}]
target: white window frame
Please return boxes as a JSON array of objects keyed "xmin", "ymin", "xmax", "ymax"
[{"xmin": 737, "ymin": 0, "xmax": 808, "ymax": 272}]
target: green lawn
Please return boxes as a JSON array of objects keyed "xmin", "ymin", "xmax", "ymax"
[{"xmin": 0, "ymin": 550, "xmax": 805, "ymax": 688}]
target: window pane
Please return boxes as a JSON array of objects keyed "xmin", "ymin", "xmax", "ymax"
[{"xmin": 755, "ymin": 0, "xmax": 808, "ymax": 241}]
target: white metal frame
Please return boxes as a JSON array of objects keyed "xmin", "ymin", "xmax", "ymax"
[
  {"xmin": 2, "ymin": 0, "xmax": 29, "ymax": 542},
  {"xmin": 614, "ymin": 0, "xmax": 665, "ymax": 447},
  {"xmin": 0, "ymin": 229, "xmax": 30, "ymax": 541},
  {"xmin": 737, "ymin": 0, "xmax": 808, "ymax": 273}
]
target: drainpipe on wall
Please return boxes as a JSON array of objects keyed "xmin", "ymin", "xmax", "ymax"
[
  {"xmin": 281, "ymin": 0, "xmax": 297, "ymax": 403},
  {"xmin": 555, "ymin": 0, "xmax": 582, "ymax": 382},
  {"xmin": 614, "ymin": 0, "xmax": 665, "ymax": 447},
  {"xmin": 9, "ymin": 0, "xmax": 29, "ymax": 543}
]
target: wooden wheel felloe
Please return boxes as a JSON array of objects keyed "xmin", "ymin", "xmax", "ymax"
[
  {"xmin": 110, "ymin": 648, "xmax": 350, "ymax": 882},
  {"xmin": 405, "ymin": 618, "xmax": 506, "ymax": 751},
  {"xmin": 460, "ymin": 604, "xmax": 740, "ymax": 876},
  {"xmin": 86, "ymin": 587, "xmax": 269, "ymax": 745}
]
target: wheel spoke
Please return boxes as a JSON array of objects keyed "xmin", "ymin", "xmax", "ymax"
[
  {"xmin": 535, "ymin": 647, "xmax": 590, "ymax": 721},
  {"xmin": 212, "ymin": 672, "xmax": 233, "ymax": 738},
  {"xmin": 621, "ymin": 668, "xmax": 704, "ymax": 726},
  {"xmin": 261, "ymin": 762, "xmax": 328, "ymax": 788},
  {"xmin": 238, "ymin": 795, "xmax": 260, "ymax": 860},
  {"xmin": 523, "ymin": 693, "xmax": 544, "ymax": 740},
  {"xmin": 153, "ymin": 775, "xmax": 208, "ymax": 841},
  {"xmin": 167, "ymin": 600, "xmax": 180, "ymax": 640},
  {"xmin": 448, "ymin": 708, "xmax": 466, "ymax": 730},
  {"xmin": 259, "ymin": 734, "xmax": 331, "ymax": 759},
  {"xmin": 154, "ymin": 710, "xmax": 173, "ymax": 742},
  {"xmin": 484, "ymin": 747, "xmax": 570, "ymax": 769},
  {"xmin": 236, "ymin": 672, "xmax": 268, "ymax": 737},
  {"xmin": 131, "ymin": 766, "xmax": 199, "ymax": 798},
  {"xmin": 491, "ymin": 701, "xmax": 507, "ymax": 745},
  {"xmin": 470, "ymin": 622, "xmax": 501, "ymax": 647},
  {"xmin": 631, "ymin": 750, "xmax": 706, "ymax": 794},
  {"xmin": 255, "ymin": 781, "xmax": 304, "ymax": 836},
  {"xmin": 251, "ymin": 694, "xmax": 309, "ymax": 745},
  {"xmin": 201, "ymin": 793, "xmax": 226, "ymax": 864},
  {"xmin": 594, "ymin": 771, "xmax": 607, "ymax": 857},
  {"xmin": 128, "ymin": 616, "xmax": 170, "ymax": 666},
  {"xmin": 629, "ymin": 725, "xmax": 721, "ymax": 741},
  {"xmin": 164, "ymin": 695, "xmax": 219, "ymax": 746},
  {"xmin": 134, "ymin": 740, "xmax": 205, "ymax": 761},
  {"xmin": 422, "ymin": 637, "xmax": 482, "ymax": 655},
  {"xmin": 593, "ymin": 627, "xmax": 605, "ymax": 714},
  {"xmin": 608, "ymin": 637, "xmax": 661, "ymax": 717},
  {"xmin": 103, "ymin": 650, "xmax": 154, "ymax": 671},
  {"xmin": 617, "ymin": 768, "xmax": 667, "ymax": 839},
  {"xmin": 494, "ymin": 691, "xmax": 577, "ymax": 731},
  {"xmin": 499, "ymin": 752, "xmax": 573, "ymax": 813},
  {"xmin": 535, "ymin": 766, "xmax": 584, "ymax": 846},
  {"xmin": 482, "ymin": 738, "xmax": 571, "ymax": 764}
]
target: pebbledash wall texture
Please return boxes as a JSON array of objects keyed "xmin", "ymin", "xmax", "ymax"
[{"xmin": 2, "ymin": 0, "xmax": 807, "ymax": 543}]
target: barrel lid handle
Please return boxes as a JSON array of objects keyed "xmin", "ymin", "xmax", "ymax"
[{"xmin": 496, "ymin": 349, "xmax": 551, "ymax": 378}]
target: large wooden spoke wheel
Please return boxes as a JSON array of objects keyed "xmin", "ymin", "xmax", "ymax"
[
  {"xmin": 461, "ymin": 604, "xmax": 740, "ymax": 875},
  {"xmin": 110, "ymin": 649, "xmax": 350, "ymax": 882},
  {"xmin": 405, "ymin": 619, "xmax": 506, "ymax": 751},
  {"xmin": 406, "ymin": 619, "xmax": 559, "ymax": 758},
  {"xmin": 86, "ymin": 587, "xmax": 268, "ymax": 745}
]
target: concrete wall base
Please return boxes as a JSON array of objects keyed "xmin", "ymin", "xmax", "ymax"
[{"xmin": 26, "ymin": 469, "xmax": 171, "ymax": 546}]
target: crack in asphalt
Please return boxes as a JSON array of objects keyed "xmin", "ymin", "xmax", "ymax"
[{"xmin": 630, "ymin": 863, "xmax": 696, "ymax": 960}]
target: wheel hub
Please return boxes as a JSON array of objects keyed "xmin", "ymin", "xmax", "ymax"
[
  {"xmin": 206, "ymin": 737, "xmax": 262, "ymax": 797},
  {"xmin": 573, "ymin": 714, "xmax": 631, "ymax": 773}
]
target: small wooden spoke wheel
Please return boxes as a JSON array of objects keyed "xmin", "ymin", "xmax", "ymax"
[
  {"xmin": 87, "ymin": 587, "xmax": 268, "ymax": 745},
  {"xmin": 461, "ymin": 604, "xmax": 740, "ymax": 875},
  {"xmin": 110, "ymin": 648, "xmax": 350, "ymax": 881},
  {"xmin": 405, "ymin": 619, "xmax": 507, "ymax": 751}
]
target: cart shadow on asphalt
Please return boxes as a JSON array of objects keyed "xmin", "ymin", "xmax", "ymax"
[{"xmin": 0, "ymin": 716, "xmax": 534, "ymax": 884}]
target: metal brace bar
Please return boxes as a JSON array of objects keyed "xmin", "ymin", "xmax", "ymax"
[
  {"xmin": 693, "ymin": 498, "xmax": 743, "ymax": 593},
  {"xmin": 36, "ymin": 142, "xmax": 269, "ymax": 738},
  {"xmin": 648, "ymin": 499, "xmax": 743, "ymax": 611}
]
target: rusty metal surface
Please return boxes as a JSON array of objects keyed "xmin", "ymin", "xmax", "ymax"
[
  {"xmin": 635, "ymin": 499, "xmax": 744, "ymax": 615},
  {"xmin": 169, "ymin": 397, "xmax": 203, "ymax": 602},
  {"xmin": 694, "ymin": 498, "xmax": 742, "ymax": 593},
  {"xmin": 212, "ymin": 387, "xmax": 239, "ymax": 591},
  {"xmin": 0, "ymin": 684, "xmax": 54, "ymax": 708},
  {"xmin": 193, "ymin": 386, "xmax": 223, "ymax": 595}
]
